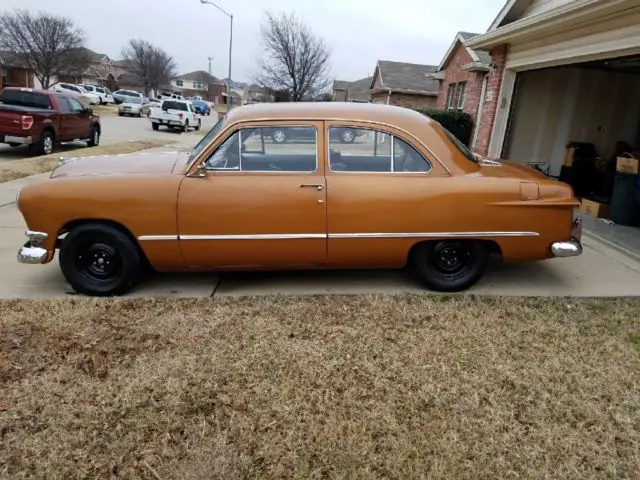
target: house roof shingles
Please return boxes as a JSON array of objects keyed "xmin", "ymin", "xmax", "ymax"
[
  {"xmin": 458, "ymin": 32, "xmax": 492, "ymax": 64},
  {"xmin": 374, "ymin": 60, "xmax": 439, "ymax": 94},
  {"xmin": 332, "ymin": 76, "xmax": 373, "ymax": 101},
  {"xmin": 174, "ymin": 70, "xmax": 220, "ymax": 84}
]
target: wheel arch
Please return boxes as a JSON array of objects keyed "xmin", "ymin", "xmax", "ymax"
[
  {"xmin": 407, "ymin": 238, "xmax": 503, "ymax": 265},
  {"xmin": 57, "ymin": 218, "xmax": 151, "ymax": 268}
]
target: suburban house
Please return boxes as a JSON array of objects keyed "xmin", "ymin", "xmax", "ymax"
[
  {"xmin": 246, "ymin": 84, "xmax": 275, "ymax": 104},
  {"xmin": 171, "ymin": 71, "xmax": 242, "ymax": 105},
  {"xmin": 369, "ymin": 60, "xmax": 439, "ymax": 108},
  {"xmin": 0, "ymin": 52, "xmax": 35, "ymax": 90},
  {"xmin": 435, "ymin": 32, "xmax": 493, "ymax": 149},
  {"xmin": 463, "ymin": 0, "xmax": 640, "ymax": 179},
  {"xmin": 332, "ymin": 76, "xmax": 373, "ymax": 102},
  {"xmin": 54, "ymin": 48, "xmax": 129, "ymax": 91}
]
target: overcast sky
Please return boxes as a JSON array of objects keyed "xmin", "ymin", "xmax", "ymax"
[{"xmin": 2, "ymin": 0, "xmax": 505, "ymax": 83}]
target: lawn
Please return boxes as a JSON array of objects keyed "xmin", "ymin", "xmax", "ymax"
[
  {"xmin": 1, "ymin": 295, "xmax": 639, "ymax": 479},
  {"xmin": 0, "ymin": 139, "xmax": 174, "ymax": 183}
]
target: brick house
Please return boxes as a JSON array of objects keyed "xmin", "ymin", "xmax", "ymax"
[
  {"xmin": 332, "ymin": 76, "xmax": 373, "ymax": 102},
  {"xmin": 462, "ymin": 0, "xmax": 640, "ymax": 179},
  {"xmin": 434, "ymin": 32, "xmax": 493, "ymax": 149},
  {"xmin": 369, "ymin": 60, "xmax": 439, "ymax": 108},
  {"xmin": 170, "ymin": 71, "xmax": 241, "ymax": 105},
  {"xmin": 0, "ymin": 52, "xmax": 35, "ymax": 90}
]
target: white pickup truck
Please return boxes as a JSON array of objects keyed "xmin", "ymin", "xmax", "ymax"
[{"xmin": 149, "ymin": 99, "xmax": 201, "ymax": 132}]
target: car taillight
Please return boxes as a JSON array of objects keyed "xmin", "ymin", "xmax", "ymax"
[
  {"xmin": 178, "ymin": 113, "xmax": 184, "ymax": 120},
  {"xmin": 21, "ymin": 116, "xmax": 34, "ymax": 130}
]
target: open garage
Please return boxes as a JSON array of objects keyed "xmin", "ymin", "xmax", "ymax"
[{"xmin": 466, "ymin": 0, "xmax": 640, "ymax": 228}]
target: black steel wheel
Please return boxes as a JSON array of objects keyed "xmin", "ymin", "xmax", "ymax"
[
  {"xmin": 412, "ymin": 240, "xmax": 489, "ymax": 292},
  {"xmin": 59, "ymin": 223, "xmax": 141, "ymax": 296}
]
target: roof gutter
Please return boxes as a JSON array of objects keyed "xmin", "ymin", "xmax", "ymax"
[
  {"xmin": 466, "ymin": 0, "xmax": 637, "ymax": 50},
  {"xmin": 370, "ymin": 88, "xmax": 438, "ymax": 96}
]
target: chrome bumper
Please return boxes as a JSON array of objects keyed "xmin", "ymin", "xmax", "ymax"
[
  {"xmin": 551, "ymin": 218, "xmax": 583, "ymax": 258},
  {"xmin": 17, "ymin": 231, "xmax": 49, "ymax": 264},
  {"xmin": 4, "ymin": 135, "xmax": 32, "ymax": 145}
]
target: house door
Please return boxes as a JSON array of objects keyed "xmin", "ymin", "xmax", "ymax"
[{"xmin": 177, "ymin": 122, "xmax": 327, "ymax": 269}]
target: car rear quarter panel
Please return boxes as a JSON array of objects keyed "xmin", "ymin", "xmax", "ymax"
[{"xmin": 18, "ymin": 175, "xmax": 185, "ymax": 270}]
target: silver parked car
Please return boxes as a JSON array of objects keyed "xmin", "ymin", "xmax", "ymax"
[{"xmin": 118, "ymin": 96, "xmax": 150, "ymax": 117}]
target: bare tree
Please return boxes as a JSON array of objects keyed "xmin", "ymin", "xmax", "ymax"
[
  {"xmin": 121, "ymin": 40, "xmax": 177, "ymax": 96},
  {"xmin": 0, "ymin": 9, "xmax": 89, "ymax": 89},
  {"xmin": 254, "ymin": 11, "xmax": 331, "ymax": 102}
]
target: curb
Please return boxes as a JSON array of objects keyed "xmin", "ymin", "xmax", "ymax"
[{"xmin": 582, "ymin": 228, "xmax": 640, "ymax": 265}]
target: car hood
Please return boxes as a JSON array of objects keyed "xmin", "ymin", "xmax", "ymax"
[
  {"xmin": 474, "ymin": 158, "xmax": 550, "ymax": 181},
  {"xmin": 51, "ymin": 150, "xmax": 190, "ymax": 178}
]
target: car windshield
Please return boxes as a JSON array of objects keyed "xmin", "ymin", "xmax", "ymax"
[
  {"xmin": 435, "ymin": 122, "xmax": 478, "ymax": 163},
  {"xmin": 0, "ymin": 90, "xmax": 53, "ymax": 109},
  {"xmin": 187, "ymin": 116, "xmax": 225, "ymax": 166},
  {"xmin": 126, "ymin": 97, "xmax": 143, "ymax": 104}
]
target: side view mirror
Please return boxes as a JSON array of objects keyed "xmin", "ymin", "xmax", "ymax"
[
  {"xmin": 84, "ymin": 107, "xmax": 93, "ymax": 115},
  {"xmin": 188, "ymin": 163, "xmax": 208, "ymax": 178}
]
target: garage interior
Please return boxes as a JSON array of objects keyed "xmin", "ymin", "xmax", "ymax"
[{"xmin": 501, "ymin": 54, "xmax": 640, "ymax": 228}]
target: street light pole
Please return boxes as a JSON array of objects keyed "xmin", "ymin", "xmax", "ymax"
[{"xmin": 200, "ymin": 0, "xmax": 233, "ymax": 110}]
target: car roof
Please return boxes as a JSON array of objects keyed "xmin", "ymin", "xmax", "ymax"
[{"xmin": 225, "ymin": 102, "xmax": 435, "ymax": 128}]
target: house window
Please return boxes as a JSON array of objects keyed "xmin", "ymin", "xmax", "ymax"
[
  {"xmin": 193, "ymin": 81, "xmax": 197, "ymax": 88},
  {"xmin": 176, "ymin": 80, "xmax": 183, "ymax": 87},
  {"xmin": 456, "ymin": 82, "xmax": 467, "ymax": 111},
  {"xmin": 446, "ymin": 84, "xmax": 456, "ymax": 111}
]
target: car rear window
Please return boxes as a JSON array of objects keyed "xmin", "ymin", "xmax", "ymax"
[
  {"xmin": 0, "ymin": 90, "xmax": 53, "ymax": 109},
  {"xmin": 162, "ymin": 101, "xmax": 188, "ymax": 111},
  {"xmin": 435, "ymin": 122, "xmax": 478, "ymax": 163}
]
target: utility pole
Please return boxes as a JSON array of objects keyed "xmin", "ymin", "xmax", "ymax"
[
  {"xmin": 200, "ymin": 0, "xmax": 233, "ymax": 110},
  {"xmin": 208, "ymin": 56, "xmax": 213, "ymax": 78}
]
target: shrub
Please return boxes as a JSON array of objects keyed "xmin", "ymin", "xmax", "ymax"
[{"xmin": 415, "ymin": 109, "xmax": 474, "ymax": 147}]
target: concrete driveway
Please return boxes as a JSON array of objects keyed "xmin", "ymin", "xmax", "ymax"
[
  {"xmin": 2, "ymin": 182, "xmax": 640, "ymax": 298},
  {"xmin": 0, "ymin": 114, "xmax": 218, "ymax": 161}
]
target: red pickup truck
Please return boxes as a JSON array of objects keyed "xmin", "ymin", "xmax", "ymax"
[{"xmin": 0, "ymin": 87, "xmax": 101, "ymax": 156}]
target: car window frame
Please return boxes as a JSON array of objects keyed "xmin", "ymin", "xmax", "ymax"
[
  {"xmin": 202, "ymin": 124, "xmax": 319, "ymax": 175},
  {"xmin": 326, "ymin": 124, "xmax": 432, "ymax": 175},
  {"xmin": 67, "ymin": 97, "xmax": 85, "ymax": 113}
]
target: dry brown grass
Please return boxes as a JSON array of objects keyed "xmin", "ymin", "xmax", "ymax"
[
  {"xmin": 1, "ymin": 295, "xmax": 639, "ymax": 479},
  {"xmin": 0, "ymin": 140, "xmax": 173, "ymax": 183},
  {"xmin": 93, "ymin": 105, "xmax": 119, "ymax": 116}
]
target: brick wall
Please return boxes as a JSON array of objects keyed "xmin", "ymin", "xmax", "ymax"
[
  {"xmin": 389, "ymin": 93, "xmax": 437, "ymax": 109},
  {"xmin": 3, "ymin": 67, "xmax": 35, "ymax": 88},
  {"xmin": 473, "ymin": 44, "xmax": 509, "ymax": 156},
  {"xmin": 436, "ymin": 42, "xmax": 486, "ymax": 126}
]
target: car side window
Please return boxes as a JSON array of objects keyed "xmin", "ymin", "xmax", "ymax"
[
  {"xmin": 58, "ymin": 97, "xmax": 72, "ymax": 113},
  {"xmin": 393, "ymin": 137, "xmax": 431, "ymax": 173},
  {"xmin": 204, "ymin": 126, "xmax": 317, "ymax": 173},
  {"xmin": 328, "ymin": 127, "xmax": 391, "ymax": 172},
  {"xmin": 328, "ymin": 127, "xmax": 430, "ymax": 173},
  {"xmin": 68, "ymin": 98, "xmax": 85, "ymax": 113}
]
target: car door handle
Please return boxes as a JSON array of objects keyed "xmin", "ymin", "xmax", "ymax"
[{"xmin": 299, "ymin": 184, "xmax": 324, "ymax": 191}]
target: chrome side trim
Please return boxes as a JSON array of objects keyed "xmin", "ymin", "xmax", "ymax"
[
  {"xmin": 328, "ymin": 231, "xmax": 540, "ymax": 239},
  {"xmin": 138, "ymin": 235, "xmax": 179, "ymax": 241},
  {"xmin": 180, "ymin": 234, "xmax": 327, "ymax": 240},
  {"xmin": 137, "ymin": 231, "xmax": 539, "ymax": 241}
]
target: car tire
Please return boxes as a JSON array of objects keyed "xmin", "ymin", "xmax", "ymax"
[
  {"xmin": 152, "ymin": 123, "xmax": 159, "ymax": 131},
  {"xmin": 118, "ymin": 112, "xmax": 123, "ymax": 116},
  {"xmin": 30, "ymin": 130, "xmax": 55, "ymax": 156},
  {"xmin": 341, "ymin": 128, "xmax": 356, "ymax": 144},
  {"xmin": 59, "ymin": 223, "xmax": 141, "ymax": 296},
  {"xmin": 411, "ymin": 240, "xmax": 489, "ymax": 292},
  {"xmin": 87, "ymin": 126, "xmax": 100, "ymax": 147},
  {"xmin": 182, "ymin": 120, "xmax": 189, "ymax": 133},
  {"xmin": 272, "ymin": 128, "xmax": 287, "ymax": 144},
  {"xmin": 195, "ymin": 120, "xmax": 201, "ymax": 131},
  {"xmin": 8, "ymin": 143, "xmax": 21, "ymax": 147}
]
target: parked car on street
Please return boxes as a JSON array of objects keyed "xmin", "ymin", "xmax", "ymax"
[
  {"xmin": 52, "ymin": 83, "xmax": 100, "ymax": 105},
  {"xmin": 0, "ymin": 87, "xmax": 101, "ymax": 155},
  {"xmin": 191, "ymin": 99, "xmax": 211, "ymax": 115},
  {"xmin": 112, "ymin": 90, "xmax": 143, "ymax": 104},
  {"xmin": 148, "ymin": 99, "xmax": 200, "ymax": 132},
  {"xmin": 118, "ymin": 96, "xmax": 150, "ymax": 117},
  {"xmin": 81, "ymin": 85, "xmax": 114, "ymax": 104},
  {"xmin": 14, "ymin": 102, "xmax": 582, "ymax": 296}
]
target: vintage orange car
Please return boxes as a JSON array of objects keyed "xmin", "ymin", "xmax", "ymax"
[{"xmin": 16, "ymin": 102, "xmax": 582, "ymax": 296}]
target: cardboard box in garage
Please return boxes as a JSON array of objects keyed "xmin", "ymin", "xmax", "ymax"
[
  {"xmin": 580, "ymin": 199, "xmax": 610, "ymax": 219},
  {"xmin": 616, "ymin": 156, "xmax": 639, "ymax": 174}
]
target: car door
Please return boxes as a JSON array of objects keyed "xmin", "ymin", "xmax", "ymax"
[
  {"xmin": 56, "ymin": 96, "xmax": 76, "ymax": 141},
  {"xmin": 66, "ymin": 97, "xmax": 91, "ymax": 139},
  {"xmin": 177, "ymin": 121, "xmax": 327, "ymax": 269},
  {"xmin": 324, "ymin": 122, "xmax": 449, "ymax": 268}
]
